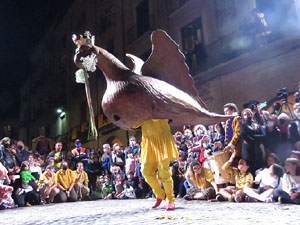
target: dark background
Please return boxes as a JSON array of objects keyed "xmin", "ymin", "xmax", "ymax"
[{"xmin": 0, "ymin": 0, "xmax": 73, "ymax": 118}]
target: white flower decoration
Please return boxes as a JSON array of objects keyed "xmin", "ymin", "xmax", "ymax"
[
  {"xmin": 80, "ymin": 53, "xmax": 98, "ymax": 72},
  {"xmin": 75, "ymin": 69, "xmax": 88, "ymax": 84}
]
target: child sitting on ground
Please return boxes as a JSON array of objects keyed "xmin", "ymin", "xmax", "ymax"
[
  {"xmin": 120, "ymin": 172, "xmax": 138, "ymax": 199},
  {"xmin": 216, "ymin": 152, "xmax": 253, "ymax": 202},
  {"xmin": 244, "ymin": 163, "xmax": 284, "ymax": 202},
  {"xmin": 273, "ymin": 158, "xmax": 300, "ymax": 204},
  {"xmin": 113, "ymin": 174, "xmax": 124, "ymax": 199},
  {"xmin": 91, "ymin": 175, "xmax": 104, "ymax": 199},
  {"xmin": 184, "ymin": 161, "xmax": 218, "ymax": 200},
  {"xmin": 102, "ymin": 175, "xmax": 113, "ymax": 199},
  {"xmin": 20, "ymin": 161, "xmax": 38, "ymax": 192},
  {"xmin": 30, "ymin": 159, "xmax": 42, "ymax": 180}
]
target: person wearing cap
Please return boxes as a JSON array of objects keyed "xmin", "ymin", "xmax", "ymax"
[{"xmin": 71, "ymin": 139, "xmax": 88, "ymax": 171}]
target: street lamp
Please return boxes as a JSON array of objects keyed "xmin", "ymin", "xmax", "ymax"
[
  {"xmin": 57, "ymin": 108, "xmax": 62, "ymax": 114},
  {"xmin": 59, "ymin": 111, "xmax": 66, "ymax": 119}
]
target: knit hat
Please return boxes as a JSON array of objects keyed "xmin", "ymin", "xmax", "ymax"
[{"xmin": 1, "ymin": 137, "xmax": 11, "ymax": 144}]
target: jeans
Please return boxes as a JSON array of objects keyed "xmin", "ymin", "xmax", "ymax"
[{"xmin": 273, "ymin": 189, "xmax": 300, "ymax": 204}]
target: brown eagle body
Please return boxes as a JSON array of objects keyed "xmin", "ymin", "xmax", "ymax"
[{"xmin": 74, "ymin": 30, "xmax": 230, "ymax": 130}]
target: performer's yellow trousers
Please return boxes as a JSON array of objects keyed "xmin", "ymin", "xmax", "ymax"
[{"xmin": 141, "ymin": 159, "xmax": 175, "ymax": 203}]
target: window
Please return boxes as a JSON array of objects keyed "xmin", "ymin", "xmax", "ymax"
[
  {"xmin": 136, "ymin": 0, "xmax": 150, "ymax": 36},
  {"xmin": 181, "ymin": 17, "xmax": 206, "ymax": 71}
]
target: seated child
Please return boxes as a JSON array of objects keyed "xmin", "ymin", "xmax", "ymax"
[
  {"xmin": 184, "ymin": 161, "xmax": 218, "ymax": 200},
  {"xmin": 113, "ymin": 174, "xmax": 124, "ymax": 199},
  {"xmin": 20, "ymin": 161, "xmax": 37, "ymax": 192},
  {"xmin": 273, "ymin": 158, "xmax": 300, "ymax": 204},
  {"xmin": 244, "ymin": 163, "xmax": 284, "ymax": 202},
  {"xmin": 102, "ymin": 175, "xmax": 113, "ymax": 199},
  {"xmin": 255, "ymin": 153, "xmax": 279, "ymax": 176},
  {"xmin": 91, "ymin": 175, "xmax": 104, "ymax": 199},
  {"xmin": 30, "ymin": 159, "xmax": 42, "ymax": 180},
  {"xmin": 120, "ymin": 172, "xmax": 139, "ymax": 199},
  {"xmin": 216, "ymin": 152, "xmax": 253, "ymax": 202}
]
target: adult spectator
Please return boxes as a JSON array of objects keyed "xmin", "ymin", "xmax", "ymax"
[
  {"xmin": 73, "ymin": 162, "xmax": 90, "ymax": 200},
  {"xmin": 277, "ymin": 113, "xmax": 293, "ymax": 162},
  {"xmin": 289, "ymin": 103, "xmax": 300, "ymax": 146},
  {"xmin": 124, "ymin": 136, "xmax": 141, "ymax": 159},
  {"xmin": 190, "ymin": 124, "xmax": 207, "ymax": 154},
  {"xmin": 0, "ymin": 137, "xmax": 16, "ymax": 173},
  {"xmin": 101, "ymin": 144, "xmax": 111, "ymax": 175},
  {"xmin": 47, "ymin": 142, "xmax": 64, "ymax": 172},
  {"xmin": 240, "ymin": 108, "xmax": 265, "ymax": 174},
  {"xmin": 56, "ymin": 161, "xmax": 77, "ymax": 202},
  {"xmin": 16, "ymin": 141, "xmax": 30, "ymax": 164},
  {"xmin": 38, "ymin": 165, "xmax": 60, "ymax": 203},
  {"xmin": 89, "ymin": 155, "xmax": 102, "ymax": 191},
  {"xmin": 71, "ymin": 139, "xmax": 88, "ymax": 171},
  {"xmin": 223, "ymin": 103, "xmax": 242, "ymax": 157},
  {"xmin": 109, "ymin": 143, "xmax": 125, "ymax": 171},
  {"xmin": 261, "ymin": 114, "xmax": 281, "ymax": 156}
]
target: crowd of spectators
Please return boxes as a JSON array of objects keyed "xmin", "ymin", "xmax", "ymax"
[{"xmin": 0, "ymin": 88, "xmax": 300, "ymax": 210}]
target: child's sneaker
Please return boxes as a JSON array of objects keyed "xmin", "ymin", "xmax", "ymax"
[
  {"xmin": 234, "ymin": 196, "xmax": 243, "ymax": 203},
  {"xmin": 245, "ymin": 196, "xmax": 257, "ymax": 202},
  {"xmin": 264, "ymin": 197, "xmax": 273, "ymax": 203},
  {"xmin": 216, "ymin": 195, "xmax": 226, "ymax": 202},
  {"xmin": 278, "ymin": 197, "xmax": 288, "ymax": 204}
]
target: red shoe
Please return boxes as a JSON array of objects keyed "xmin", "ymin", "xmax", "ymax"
[
  {"xmin": 166, "ymin": 202, "xmax": 175, "ymax": 210},
  {"xmin": 152, "ymin": 198, "xmax": 163, "ymax": 208}
]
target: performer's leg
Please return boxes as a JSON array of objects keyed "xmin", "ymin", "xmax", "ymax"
[
  {"xmin": 157, "ymin": 159, "xmax": 175, "ymax": 203},
  {"xmin": 141, "ymin": 162, "xmax": 165, "ymax": 200}
]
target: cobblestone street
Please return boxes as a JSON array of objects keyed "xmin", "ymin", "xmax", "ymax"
[{"xmin": 1, "ymin": 198, "xmax": 299, "ymax": 225}]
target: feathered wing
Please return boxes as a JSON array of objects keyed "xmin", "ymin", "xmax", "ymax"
[
  {"xmin": 126, "ymin": 53, "xmax": 144, "ymax": 75},
  {"xmin": 133, "ymin": 75, "xmax": 231, "ymax": 126},
  {"xmin": 141, "ymin": 29, "xmax": 208, "ymax": 109}
]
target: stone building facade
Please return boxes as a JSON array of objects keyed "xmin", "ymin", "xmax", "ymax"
[{"xmin": 19, "ymin": 0, "xmax": 300, "ymax": 149}]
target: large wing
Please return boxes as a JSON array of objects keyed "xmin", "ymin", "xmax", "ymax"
[
  {"xmin": 141, "ymin": 29, "xmax": 208, "ymax": 109},
  {"xmin": 126, "ymin": 53, "xmax": 144, "ymax": 75}
]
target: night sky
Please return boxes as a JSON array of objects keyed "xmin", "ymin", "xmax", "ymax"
[{"xmin": 0, "ymin": 0, "xmax": 73, "ymax": 118}]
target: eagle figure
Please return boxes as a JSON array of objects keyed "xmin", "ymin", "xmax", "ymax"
[{"xmin": 73, "ymin": 29, "xmax": 230, "ymax": 130}]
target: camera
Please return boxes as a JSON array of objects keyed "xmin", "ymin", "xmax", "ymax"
[
  {"xmin": 277, "ymin": 87, "xmax": 288, "ymax": 103},
  {"xmin": 243, "ymin": 100, "xmax": 259, "ymax": 111}
]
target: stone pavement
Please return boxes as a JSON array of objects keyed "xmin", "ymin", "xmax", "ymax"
[{"xmin": 0, "ymin": 198, "xmax": 299, "ymax": 225}]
